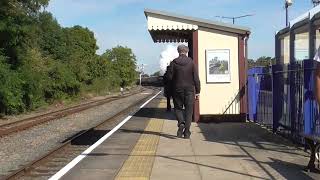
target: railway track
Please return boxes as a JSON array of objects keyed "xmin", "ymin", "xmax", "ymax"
[
  {"xmin": 0, "ymin": 88, "xmax": 144, "ymax": 137},
  {"xmin": 3, "ymin": 88, "xmax": 159, "ymax": 180}
]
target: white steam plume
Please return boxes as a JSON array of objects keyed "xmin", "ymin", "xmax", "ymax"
[{"xmin": 159, "ymin": 45, "xmax": 179, "ymax": 75}]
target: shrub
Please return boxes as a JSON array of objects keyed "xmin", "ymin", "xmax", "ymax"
[
  {"xmin": 45, "ymin": 61, "xmax": 81, "ymax": 101},
  {"xmin": 0, "ymin": 55, "xmax": 25, "ymax": 114},
  {"xmin": 19, "ymin": 49, "xmax": 48, "ymax": 109}
]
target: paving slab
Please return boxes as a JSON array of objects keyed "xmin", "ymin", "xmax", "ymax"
[
  {"xmin": 150, "ymin": 112, "xmax": 319, "ymax": 180},
  {"xmin": 60, "ymin": 96, "xmax": 163, "ymax": 180},
  {"xmin": 57, "ymin": 96, "xmax": 320, "ymax": 180},
  {"xmin": 150, "ymin": 120, "xmax": 201, "ymax": 180}
]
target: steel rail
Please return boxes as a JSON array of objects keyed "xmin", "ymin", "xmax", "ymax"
[
  {"xmin": 0, "ymin": 89, "xmax": 144, "ymax": 137},
  {"xmin": 3, "ymin": 89, "xmax": 158, "ymax": 180}
]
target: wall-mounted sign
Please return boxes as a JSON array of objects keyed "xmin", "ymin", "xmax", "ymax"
[{"xmin": 205, "ymin": 49, "xmax": 231, "ymax": 83}]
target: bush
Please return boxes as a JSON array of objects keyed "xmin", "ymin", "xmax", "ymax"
[
  {"xmin": 0, "ymin": 3, "xmax": 139, "ymax": 115},
  {"xmin": 19, "ymin": 49, "xmax": 48, "ymax": 109},
  {"xmin": 45, "ymin": 61, "xmax": 81, "ymax": 101},
  {"xmin": 0, "ymin": 56, "xmax": 25, "ymax": 114}
]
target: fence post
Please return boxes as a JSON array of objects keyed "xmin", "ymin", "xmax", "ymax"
[
  {"xmin": 272, "ymin": 64, "xmax": 282, "ymax": 133},
  {"xmin": 288, "ymin": 63, "xmax": 297, "ymax": 137},
  {"xmin": 304, "ymin": 60, "xmax": 315, "ymax": 135},
  {"xmin": 248, "ymin": 69, "xmax": 255, "ymax": 121}
]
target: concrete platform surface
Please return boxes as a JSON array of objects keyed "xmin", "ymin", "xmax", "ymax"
[{"xmin": 59, "ymin": 97, "xmax": 320, "ymax": 180}]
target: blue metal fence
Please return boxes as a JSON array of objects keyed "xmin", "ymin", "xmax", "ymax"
[
  {"xmin": 247, "ymin": 59, "xmax": 320, "ymax": 143},
  {"xmin": 273, "ymin": 62, "xmax": 304, "ymax": 142},
  {"xmin": 248, "ymin": 67, "xmax": 272, "ymax": 128},
  {"xmin": 303, "ymin": 60, "xmax": 320, "ymax": 136}
]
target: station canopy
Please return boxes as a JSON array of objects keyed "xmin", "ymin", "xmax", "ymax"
[{"xmin": 144, "ymin": 9, "xmax": 250, "ymax": 43}]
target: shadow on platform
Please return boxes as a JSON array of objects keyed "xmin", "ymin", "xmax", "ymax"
[
  {"xmin": 119, "ymin": 129, "xmax": 177, "ymax": 139},
  {"xmin": 133, "ymin": 107, "xmax": 177, "ymax": 121},
  {"xmin": 63, "ymin": 129, "xmax": 110, "ymax": 146},
  {"xmin": 197, "ymin": 122, "xmax": 317, "ymax": 180}
]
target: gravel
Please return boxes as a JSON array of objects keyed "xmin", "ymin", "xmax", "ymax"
[{"xmin": 0, "ymin": 88, "xmax": 155, "ymax": 177}]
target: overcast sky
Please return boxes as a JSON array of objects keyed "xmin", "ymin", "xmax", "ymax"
[{"xmin": 47, "ymin": 0, "xmax": 314, "ymax": 74}]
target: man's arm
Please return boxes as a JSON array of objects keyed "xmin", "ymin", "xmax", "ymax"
[
  {"xmin": 315, "ymin": 63, "xmax": 320, "ymax": 104},
  {"xmin": 192, "ymin": 62, "xmax": 201, "ymax": 95}
]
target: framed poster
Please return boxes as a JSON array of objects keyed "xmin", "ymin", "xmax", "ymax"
[{"xmin": 205, "ymin": 49, "xmax": 231, "ymax": 83}]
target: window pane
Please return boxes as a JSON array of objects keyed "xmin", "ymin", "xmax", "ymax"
[
  {"xmin": 280, "ymin": 35, "xmax": 290, "ymax": 64},
  {"xmin": 315, "ymin": 28, "xmax": 320, "ymax": 54},
  {"xmin": 294, "ymin": 32, "xmax": 309, "ymax": 61}
]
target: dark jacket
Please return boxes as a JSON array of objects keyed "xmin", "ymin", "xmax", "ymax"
[
  {"xmin": 168, "ymin": 55, "xmax": 200, "ymax": 94},
  {"xmin": 163, "ymin": 67, "xmax": 173, "ymax": 97}
]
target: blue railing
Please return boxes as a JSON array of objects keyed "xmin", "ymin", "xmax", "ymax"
[
  {"xmin": 247, "ymin": 60, "xmax": 320, "ymax": 143},
  {"xmin": 248, "ymin": 67, "xmax": 272, "ymax": 128}
]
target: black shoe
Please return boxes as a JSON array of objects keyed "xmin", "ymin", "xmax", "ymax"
[
  {"xmin": 177, "ymin": 124, "xmax": 185, "ymax": 138},
  {"xmin": 184, "ymin": 131, "xmax": 191, "ymax": 139}
]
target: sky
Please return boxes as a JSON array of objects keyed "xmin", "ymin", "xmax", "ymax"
[{"xmin": 47, "ymin": 0, "xmax": 314, "ymax": 74}]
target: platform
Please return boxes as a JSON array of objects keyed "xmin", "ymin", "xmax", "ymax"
[{"xmin": 58, "ymin": 95, "xmax": 319, "ymax": 180}]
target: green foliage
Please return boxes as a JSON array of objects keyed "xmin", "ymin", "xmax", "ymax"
[
  {"xmin": 0, "ymin": 0, "xmax": 49, "ymax": 17},
  {"xmin": 63, "ymin": 26, "xmax": 98, "ymax": 60},
  {"xmin": 0, "ymin": 55, "xmax": 25, "ymax": 114},
  {"xmin": 45, "ymin": 61, "xmax": 81, "ymax": 101},
  {"xmin": 248, "ymin": 56, "xmax": 275, "ymax": 68},
  {"xmin": 152, "ymin": 71, "xmax": 161, "ymax": 76},
  {"xmin": 38, "ymin": 12, "xmax": 65, "ymax": 60},
  {"xmin": 103, "ymin": 46, "xmax": 137, "ymax": 86},
  {"xmin": 0, "ymin": 1, "xmax": 138, "ymax": 115},
  {"xmin": 0, "ymin": 0, "xmax": 49, "ymax": 66}
]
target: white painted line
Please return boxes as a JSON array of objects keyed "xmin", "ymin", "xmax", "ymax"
[
  {"xmin": 49, "ymin": 91, "xmax": 161, "ymax": 180},
  {"xmin": 140, "ymin": 92, "xmax": 160, "ymax": 108}
]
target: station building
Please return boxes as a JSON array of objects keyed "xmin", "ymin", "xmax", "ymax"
[{"xmin": 144, "ymin": 9, "xmax": 251, "ymax": 122}]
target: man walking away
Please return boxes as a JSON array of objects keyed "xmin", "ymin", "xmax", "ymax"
[
  {"xmin": 163, "ymin": 65, "xmax": 173, "ymax": 111},
  {"xmin": 169, "ymin": 45, "xmax": 200, "ymax": 139}
]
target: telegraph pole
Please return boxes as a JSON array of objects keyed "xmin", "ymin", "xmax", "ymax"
[
  {"xmin": 215, "ymin": 14, "xmax": 254, "ymax": 24},
  {"xmin": 139, "ymin": 64, "xmax": 145, "ymax": 86}
]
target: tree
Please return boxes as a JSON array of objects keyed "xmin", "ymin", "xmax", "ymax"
[
  {"xmin": 63, "ymin": 26, "xmax": 98, "ymax": 61},
  {"xmin": 62, "ymin": 26, "xmax": 99, "ymax": 83},
  {"xmin": 0, "ymin": 1, "xmax": 140, "ymax": 115},
  {"xmin": 247, "ymin": 56, "xmax": 275, "ymax": 68},
  {"xmin": 247, "ymin": 58, "xmax": 255, "ymax": 69},
  {"xmin": 0, "ymin": 0, "xmax": 50, "ymax": 66},
  {"xmin": 103, "ymin": 46, "xmax": 137, "ymax": 86},
  {"xmin": 142, "ymin": 74, "xmax": 149, "ymax": 78},
  {"xmin": 0, "ymin": 0, "xmax": 50, "ymax": 17},
  {"xmin": 255, "ymin": 56, "xmax": 275, "ymax": 67},
  {"xmin": 152, "ymin": 71, "xmax": 161, "ymax": 76},
  {"xmin": 0, "ymin": 54, "xmax": 25, "ymax": 114},
  {"xmin": 38, "ymin": 12, "xmax": 65, "ymax": 60}
]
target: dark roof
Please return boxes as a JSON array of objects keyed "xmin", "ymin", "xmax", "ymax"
[{"xmin": 144, "ymin": 8, "xmax": 251, "ymax": 35}]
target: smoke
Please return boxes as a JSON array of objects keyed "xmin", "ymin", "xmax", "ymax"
[{"xmin": 159, "ymin": 45, "xmax": 179, "ymax": 75}]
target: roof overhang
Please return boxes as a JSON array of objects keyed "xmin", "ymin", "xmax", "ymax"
[
  {"xmin": 276, "ymin": 5, "xmax": 320, "ymax": 38},
  {"xmin": 289, "ymin": 5, "xmax": 320, "ymax": 27},
  {"xmin": 144, "ymin": 9, "xmax": 251, "ymax": 43},
  {"xmin": 146, "ymin": 13, "xmax": 198, "ymax": 31}
]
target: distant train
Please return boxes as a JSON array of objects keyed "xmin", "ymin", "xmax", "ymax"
[{"xmin": 137, "ymin": 76, "xmax": 164, "ymax": 87}]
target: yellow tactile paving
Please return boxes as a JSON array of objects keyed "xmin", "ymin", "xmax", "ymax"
[{"xmin": 115, "ymin": 100, "xmax": 166, "ymax": 180}]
